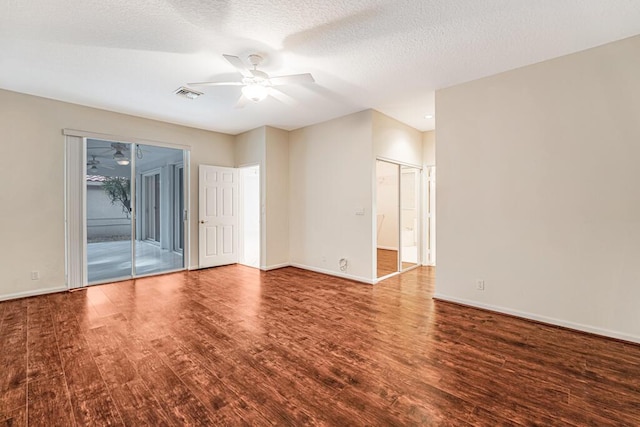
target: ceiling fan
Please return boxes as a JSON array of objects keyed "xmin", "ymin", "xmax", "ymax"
[
  {"xmin": 86, "ymin": 155, "xmax": 115, "ymax": 174},
  {"xmin": 188, "ymin": 54, "xmax": 315, "ymax": 107},
  {"xmin": 88, "ymin": 143, "xmax": 133, "ymax": 166}
]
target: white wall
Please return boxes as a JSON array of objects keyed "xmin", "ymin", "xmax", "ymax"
[
  {"xmin": 436, "ymin": 34, "xmax": 640, "ymax": 342},
  {"xmin": 0, "ymin": 89, "xmax": 234, "ymax": 300},
  {"xmin": 289, "ymin": 110, "xmax": 374, "ymax": 282}
]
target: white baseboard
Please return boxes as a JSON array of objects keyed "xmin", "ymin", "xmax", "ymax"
[
  {"xmin": 433, "ymin": 293, "xmax": 640, "ymax": 345},
  {"xmin": 261, "ymin": 263, "xmax": 290, "ymax": 271},
  {"xmin": 376, "ymin": 246, "xmax": 398, "ymax": 251},
  {"xmin": 0, "ymin": 286, "xmax": 68, "ymax": 302},
  {"xmin": 289, "ymin": 263, "xmax": 375, "ymax": 285}
]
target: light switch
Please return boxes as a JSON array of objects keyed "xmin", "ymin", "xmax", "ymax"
[{"xmin": 355, "ymin": 207, "xmax": 365, "ymax": 216}]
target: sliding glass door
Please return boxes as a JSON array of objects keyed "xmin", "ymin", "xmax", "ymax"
[
  {"xmin": 400, "ymin": 165, "xmax": 420, "ymax": 271},
  {"xmin": 375, "ymin": 159, "xmax": 421, "ymax": 278},
  {"xmin": 134, "ymin": 144, "xmax": 185, "ymax": 277},
  {"xmin": 86, "ymin": 139, "xmax": 133, "ymax": 283},
  {"xmin": 85, "ymin": 139, "xmax": 186, "ymax": 285}
]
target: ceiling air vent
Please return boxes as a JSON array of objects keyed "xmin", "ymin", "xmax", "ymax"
[{"xmin": 174, "ymin": 86, "xmax": 203, "ymax": 100}]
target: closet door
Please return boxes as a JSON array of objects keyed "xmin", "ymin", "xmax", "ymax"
[{"xmin": 400, "ymin": 166, "xmax": 420, "ymax": 271}]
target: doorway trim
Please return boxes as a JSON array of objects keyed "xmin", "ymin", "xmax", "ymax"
[{"xmin": 238, "ymin": 163, "xmax": 261, "ymax": 269}]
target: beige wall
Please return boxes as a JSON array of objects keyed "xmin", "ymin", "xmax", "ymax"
[
  {"xmin": 436, "ymin": 35, "xmax": 640, "ymax": 342},
  {"xmin": 264, "ymin": 126, "xmax": 290, "ymax": 268},
  {"xmin": 235, "ymin": 126, "xmax": 267, "ymax": 268},
  {"xmin": 235, "ymin": 127, "xmax": 265, "ymax": 167},
  {"xmin": 0, "ymin": 89, "xmax": 234, "ymax": 299},
  {"xmin": 289, "ymin": 110, "xmax": 374, "ymax": 282},
  {"xmin": 234, "ymin": 126, "xmax": 290, "ymax": 269},
  {"xmin": 0, "ymin": 88, "xmax": 429, "ymax": 297},
  {"xmin": 373, "ymin": 110, "xmax": 423, "ymax": 165},
  {"xmin": 423, "ymin": 131, "xmax": 435, "ymax": 166},
  {"xmin": 372, "ymin": 111, "xmax": 424, "ymax": 278}
]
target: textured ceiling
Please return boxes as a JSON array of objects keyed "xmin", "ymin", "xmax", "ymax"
[{"xmin": 1, "ymin": 1, "xmax": 640, "ymax": 135}]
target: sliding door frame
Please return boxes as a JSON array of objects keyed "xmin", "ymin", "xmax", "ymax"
[
  {"xmin": 64, "ymin": 129, "xmax": 190, "ymax": 289},
  {"xmin": 374, "ymin": 157, "xmax": 423, "ymax": 282}
]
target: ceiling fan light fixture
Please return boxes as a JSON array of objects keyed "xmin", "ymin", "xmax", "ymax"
[
  {"xmin": 113, "ymin": 150, "xmax": 130, "ymax": 165},
  {"xmin": 242, "ymin": 84, "xmax": 269, "ymax": 102}
]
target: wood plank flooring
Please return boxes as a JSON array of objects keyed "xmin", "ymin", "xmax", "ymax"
[
  {"xmin": 2, "ymin": 265, "xmax": 640, "ymax": 425},
  {"xmin": 377, "ymin": 248, "xmax": 415, "ymax": 277}
]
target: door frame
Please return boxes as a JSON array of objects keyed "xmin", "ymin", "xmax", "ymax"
[
  {"xmin": 173, "ymin": 164, "xmax": 185, "ymax": 254},
  {"xmin": 238, "ymin": 163, "xmax": 261, "ymax": 269},
  {"xmin": 64, "ymin": 129, "xmax": 191, "ymax": 289},
  {"xmin": 374, "ymin": 157, "xmax": 423, "ymax": 282}
]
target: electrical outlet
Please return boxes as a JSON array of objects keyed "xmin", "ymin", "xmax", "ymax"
[
  {"xmin": 31, "ymin": 271, "xmax": 40, "ymax": 280},
  {"xmin": 476, "ymin": 280, "xmax": 485, "ymax": 291}
]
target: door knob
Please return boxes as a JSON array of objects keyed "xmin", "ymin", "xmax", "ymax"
[{"xmin": 200, "ymin": 220, "xmax": 208, "ymax": 224}]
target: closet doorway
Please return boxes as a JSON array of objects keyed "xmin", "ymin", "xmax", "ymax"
[{"xmin": 376, "ymin": 159, "xmax": 421, "ymax": 279}]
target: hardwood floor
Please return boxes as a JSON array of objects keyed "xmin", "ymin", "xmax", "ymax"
[
  {"xmin": 377, "ymin": 248, "xmax": 415, "ymax": 277},
  {"xmin": 377, "ymin": 248, "xmax": 398, "ymax": 277},
  {"xmin": 2, "ymin": 265, "xmax": 640, "ymax": 425}
]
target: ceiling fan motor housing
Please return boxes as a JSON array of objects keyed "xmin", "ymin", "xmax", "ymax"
[{"xmin": 248, "ymin": 54, "xmax": 264, "ymax": 68}]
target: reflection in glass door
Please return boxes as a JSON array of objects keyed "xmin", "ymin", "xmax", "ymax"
[
  {"xmin": 376, "ymin": 160, "xmax": 400, "ymax": 278},
  {"xmin": 173, "ymin": 165, "xmax": 184, "ymax": 253},
  {"xmin": 134, "ymin": 144, "xmax": 185, "ymax": 277},
  {"xmin": 85, "ymin": 139, "xmax": 186, "ymax": 285},
  {"xmin": 86, "ymin": 139, "xmax": 134, "ymax": 283},
  {"xmin": 142, "ymin": 171, "xmax": 161, "ymax": 243},
  {"xmin": 376, "ymin": 159, "xmax": 422, "ymax": 279},
  {"xmin": 400, "ymin": 166, "xmax": 420, "ymax": 271}
]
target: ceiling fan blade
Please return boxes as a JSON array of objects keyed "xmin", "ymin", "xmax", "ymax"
[
  {"xmin": 88, "ymin": 147, "xmax": 114, "ymax": 155},
  {"xmin": 234, "ymin": 95, "xmax": 249, "ymax": 109},
  {"xmin": 187, "ymin": 81, "xmax": 243, "ymax": 87},
  {"xmin": 223, "ymin": 54, "xmax": 252, "ymax": 78},
  {"xmin": 269, "ymin": 73, "xmax": 315, "ymax": 86},
  {"xmin": 269, "ymin": 88, "xmax": 297, "ymax": 106}
]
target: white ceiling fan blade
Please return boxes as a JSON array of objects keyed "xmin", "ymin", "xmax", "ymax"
[
  {"xmin": 187, "ymin": 81, "xmax": 243, "ymax": 87},
  {"xmin": 269, "ymin": 88, "xmax": 297, "ymax": 106},
  {"xmin": 223, "ymin": 54, "xmax": 252, "ymax": 78},
  {"xmin": 234, "ymin": 95, "xmax": 249, "ymax": 109},
  {"xmin": 89, "ymin": 147, "xmax": 115, "ymax": 155},
  {"xmin": 269, "ymin": 73, "xmax": 315, "ymax": 86}
]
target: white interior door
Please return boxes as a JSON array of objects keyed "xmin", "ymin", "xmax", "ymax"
[{"xmin": 199, "ymin": 165, "xmax": 238, "ymax": 268}]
